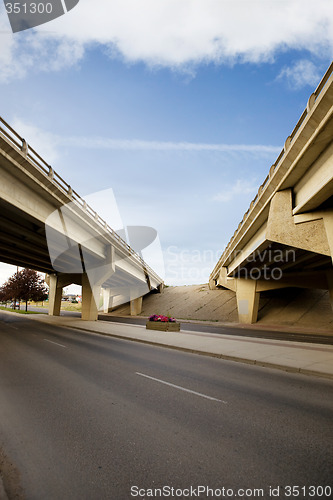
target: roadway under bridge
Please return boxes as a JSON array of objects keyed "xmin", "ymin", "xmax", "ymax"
[
  {"xmin": 0, "ymin": 117, "xmax": 164, "ymax": 320},
  {"xmin": 210, "ymin": 63, "xmax": 333, "ymax": 324}
]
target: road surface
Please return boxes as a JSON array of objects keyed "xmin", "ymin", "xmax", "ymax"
[{"xmin": 0, "ymin": 311, "xmax": 332, "ymax": 499}]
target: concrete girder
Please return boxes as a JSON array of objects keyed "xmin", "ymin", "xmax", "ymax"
[
  {"xmin": 293, "ymin": 141, "xmax": 333, "ymax": 214},
  {"xmin": 115, "ymin": 257, "xmax": 149, "ymax": 284},
  {"xmin": 266, "ymin": 189, "xmax": 330, "ymax": 256}
]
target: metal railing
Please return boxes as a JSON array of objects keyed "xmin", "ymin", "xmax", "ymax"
[
  {"xmin": 0, "ymin": 116, "xmax": 162, "ymax": 284},
  {"xmin": 210, "ymin": 61, "xmax": 333, "ymax": 280}
]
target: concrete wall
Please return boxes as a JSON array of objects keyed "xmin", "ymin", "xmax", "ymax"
[{"xmin": 103, "ymin": 284, "xmax": 333, "ymax": 330}]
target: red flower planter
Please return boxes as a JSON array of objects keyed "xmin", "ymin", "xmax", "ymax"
[{"xmin": 146, "ymin": 321, "xmax": 180, "ymax": 332}]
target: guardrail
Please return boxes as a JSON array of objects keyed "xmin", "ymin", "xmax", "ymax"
[
  {"xmin": 0, "ymin": 116, "xmax": 162, "ymax": 284},
  {"xmin": 210, "ymin": 61, "xmax": 333, "ymax": 280}
]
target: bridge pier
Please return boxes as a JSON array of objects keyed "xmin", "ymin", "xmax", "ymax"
[
  {"xmin": 208, "ymin": 278, "xmax": 218, "ymax": 290},
  {"xmin": 48, "ymin": 273, "xmax": 80, "ymax": 317},
  {"xmin": 48, "ymin": 274, "xmax": 62, "ymax": 316},
  {"xmin": 236, "ymin": 279, "xmax": 260, "ymax": 324},
  {"xmin": 81, "ymin": 244, "xmax": 116, "ymax": 320},
  {"xmin": 81, "ymin": 273, "xmax": 100, "ymax": 321},
  {"xmin": 327, "ymin": 271, "xmax": 333, "ymax": 313},
  {"xmin": 102, "ymin": 288, "xmax": 115, "ymax": 313},
  {"xmin": 130, "ymin": 295, "xmax": 143, "ymax": 315},
  {"xmin": 323, "ymin": 211, "xmax": 333, "ymax": 266}
]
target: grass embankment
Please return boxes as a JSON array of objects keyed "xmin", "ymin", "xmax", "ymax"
[
  {"xmin": 0, "ymin": 306, "xmax": 42, "ymax": 315},
  {"xmin": 60, "ymin": 303, "xmax": 82, "ymax": 312},
  {"xmin": 29, "ymin": 301, "xmax": 82, "ymax": 312},
  {"xmin": 0, "ymin": 302, "xmax": 82, "ymax": 314}
]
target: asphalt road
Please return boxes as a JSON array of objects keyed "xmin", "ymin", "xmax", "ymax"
[{"xmin": 0, "ymin": 311, "xmax": 332, "ymax": 500}]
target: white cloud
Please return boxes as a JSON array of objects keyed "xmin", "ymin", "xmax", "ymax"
[
  {"xmin": 5, "ymin": 117, "xmax": 281, "ymax": 160},
  {"xmin": 0, "ymin": 9, "xmax": 84, "ymax": 83},
  {"xmin": 0, "ymin": 0, "xmax": 333, "ymax": 81},
  {"xmin": 213, "ymin": 179, "xmax": 258, "ymax": 202},
  {"xmin": 62, "ymin": 136, "xmax": 281, "ymax": 154},
  {"xmin": 277, "ymin": 59, "xmax": 323, "ymax": 89}
]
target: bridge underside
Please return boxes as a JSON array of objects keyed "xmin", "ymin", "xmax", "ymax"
[
  {"xmin": 211, "ymin": 189, "xmax": 333, "ymax": 323},
  {"xmin": 0, "ymin": 197, "xmax": 161, "ymax": 320}
]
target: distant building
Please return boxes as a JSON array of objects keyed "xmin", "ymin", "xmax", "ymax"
[{"xmin": 62, "ymin": 294, "xmax": 82, "ymax": 302}]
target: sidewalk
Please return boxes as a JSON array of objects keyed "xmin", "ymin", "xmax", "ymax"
[{"xmin": 13, "ymin": 312, "xmax": 333, "ymax": 380}]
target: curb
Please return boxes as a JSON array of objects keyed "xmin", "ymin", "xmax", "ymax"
[{"xmin": 59, "ymin": 323, "xmax": 333, "ymax": 381}]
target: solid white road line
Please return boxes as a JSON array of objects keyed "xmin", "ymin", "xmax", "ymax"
[
  {"xmin": 43, "ymin": 339, "xmax": 67, "ymax": 348},
  {"xmin": 136, "ymin": 372, "xmax": 227, "ymax": 403}
]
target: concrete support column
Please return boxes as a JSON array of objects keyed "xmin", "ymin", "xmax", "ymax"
[
  {"xmin": 236, "ymin": 279, "xmax": 260, "ymax": 324},
  {"xmin": 209, "ymin": 278, "xmax": 218, "ymax": 290},
  {"xmin": 81, "ymin": 273, "xmax": 100, "ymax": 321},
  {"xmin": 81, "ymin": 244, "xmax": 116, "ymax": 321},
  {"xmin": 48, "ymin": 274, "xmax": 62, "ymax": 316},
  {"xmin": 323, "ymin": 211, "xmax": 333, "ymax": 265},
  {"xmin": 323, "ymin": 213, "xmax": 333, "ymax": 313},
  {"xmin": 130, "ymin": 296, "xmax": 143, "ymax": 316},
  {"xmin": 327, "ymin": 270, "xmax": 333, "ymax": 313},
  {"xmin": 102, "ymin": 288, "xmax": 114, "ymax": 313}
]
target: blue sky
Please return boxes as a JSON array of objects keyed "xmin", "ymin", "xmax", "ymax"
[{"xmin": 0, "ymin": 0, "xmax": 332, "ymax": 287}]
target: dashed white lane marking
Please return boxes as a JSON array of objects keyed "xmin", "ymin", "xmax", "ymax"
[
  {"xmin": 43, "ymin": 339, "xmax": 67, "ymax": 348},
  {"xmin": 1, "ymin": 322, "xmax": 18, "ymax": 330},
  {"xmin": 136, "ymin": 372, "xmax": 227, "ymax": 403}
]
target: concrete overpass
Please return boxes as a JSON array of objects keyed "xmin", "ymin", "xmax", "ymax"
[
  {"xmin": 0, "ymin": 117, "xmax": 164, "ymax": 320},
  {"xmin": 210, "ymin": 62, "xmax": 333, "ymax": 324}
]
